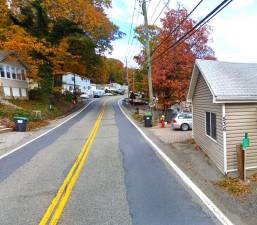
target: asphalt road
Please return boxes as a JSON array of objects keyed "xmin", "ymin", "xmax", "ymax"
[{"xmin": 0, "ymin": 97, "xmax": 218, "ymax": 225}]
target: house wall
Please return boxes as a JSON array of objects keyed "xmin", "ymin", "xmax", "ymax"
[
  {"xmin": 0, "ymin": 79, "xmax": 28, "ymax": 100},
  {"xmin": 62, "ymin": 74, "xmax": 90, "ymax": 93},
  {"xmin": 192, "ymin": 73, "xmax": 224, "ymax": 173},
  {"xmin": 225, "ymin": 104, "xmax": 257, "ymax": 171},
  {"xmin": 0, "ymin": 61, "xmax": 28, "ymax": 99}
]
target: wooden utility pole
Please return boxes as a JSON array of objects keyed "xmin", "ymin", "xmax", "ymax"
[
  {"xmin": 126, "ymin": 58, "xmax": 130, "ymax": 98},
  {"xmin": 142, "ymin": 0, "xmax": 154, "ymax": 108}
]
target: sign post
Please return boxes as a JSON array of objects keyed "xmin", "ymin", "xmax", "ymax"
[{"xmin": 242, "ymin": 133, "xmax": 250, "ymax": 181}]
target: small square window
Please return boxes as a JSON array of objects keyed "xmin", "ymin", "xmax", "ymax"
[{"xmin": 206, "ymin": 112, "xmax": 217, "ymax": 140}]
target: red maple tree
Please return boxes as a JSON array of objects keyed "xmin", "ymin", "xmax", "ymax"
[
  {"xmin": 152, "ymin": 7, "xmax": 215, "ymax": 109},
  {"xmin": 135, "ymin": 6, "xmax": 215, "ymax": 109}
]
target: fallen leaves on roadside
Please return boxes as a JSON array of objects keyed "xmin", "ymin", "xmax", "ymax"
[
  {"xmin": 27, "ymin": 120, "xmax": 50, "ymax": 131},
  {"xmin": 215, "ymin": 176, "xmax": 251, "ymax": 197},
  {"xmin": 132, "ymin": 113, "xmax": 144, "ymax": 122},
  {"xmin": 250, "ymin": 173, "xmax": 257, "ymax": 183}
]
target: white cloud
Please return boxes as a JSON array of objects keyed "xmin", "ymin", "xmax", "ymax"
[{"xmin": 105, "ymin": 40, "xmax": 142, "ymax": 68}]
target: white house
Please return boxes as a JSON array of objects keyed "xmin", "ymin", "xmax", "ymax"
[
  {"xmin": 62, "ymin": 73, "xmax": 91, "ymax": 94},
  {"xmin": 0, "ymin": 50, "xmax": 29, "ymax": 100}
]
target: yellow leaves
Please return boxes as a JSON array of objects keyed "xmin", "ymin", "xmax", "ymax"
[
  {"xmin": 44, "ymin": 0, "xmax": 115, "ymax": 41},
  {"xmin": 0, "ymin": 25, "xmax": 46, "ymax": 79},
  {"xmin": 0, "ymin": 0, "xmax": 9, "ymax": 26}
]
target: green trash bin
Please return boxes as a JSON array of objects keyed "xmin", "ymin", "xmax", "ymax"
[
  {"xmin": 14, "ymin": 116, "xmax": 28, "ymax": 132},
  {"xmin": 144, "ymin": 112, "xmax": 152, "ymax": 127}
]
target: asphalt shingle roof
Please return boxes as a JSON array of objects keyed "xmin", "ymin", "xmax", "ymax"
[
  {"xmin": 193, "ymin": 59, "xmax": 257, "ymax": 102},
  {"xmin": 0, "ymin": 50, "xmax": 14, "ymax": 62},
  {"xmin": 0, "ymin": 50, "xmax": 28, "ymax": 69}
]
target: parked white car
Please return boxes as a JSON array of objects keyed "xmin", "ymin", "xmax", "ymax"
[
  {"xmin": 80, "ymin": 93, "xmax": 90, "ymax": 99},
  {"xmin": 172, "ymin": 112, "xmax": 192, "ymax": 131},
  {"xmin": 93, "ymin": 89, "xmax": 105, "ymax": 98}
]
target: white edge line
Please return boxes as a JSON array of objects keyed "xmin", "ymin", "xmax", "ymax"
[
  {"xmin": 0, "ymin": 99, "xmax": 97, "ymax": 160},
  {"xmin": 118, "ymin": 99, "xmax": 234, "ymax": 225}
]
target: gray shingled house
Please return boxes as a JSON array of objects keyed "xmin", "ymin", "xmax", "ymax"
[
  {"xmin": 187, "ymin": 59, "xmax": 257, "ymax": 174},
  {"xmin": 0, "ymin": 50, "xmax": 29, "ymax": 100}
]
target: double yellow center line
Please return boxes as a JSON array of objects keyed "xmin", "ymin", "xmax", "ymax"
[{"xmin": 39, "ymin": 108, "xmax": 105, "ymax": 225}]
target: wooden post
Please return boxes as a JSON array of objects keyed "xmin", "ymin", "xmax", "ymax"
[{"xmin": 236, "ymin": 144, "xmax": 245, "ymax": 181}]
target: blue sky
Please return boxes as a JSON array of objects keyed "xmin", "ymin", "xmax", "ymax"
[{"xmin": 105, "ymin": 0, "xmax": 257, "ymax": 67}]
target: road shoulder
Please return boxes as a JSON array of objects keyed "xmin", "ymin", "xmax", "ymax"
[
  {"xmin": 119, "ymin": 100, "xmax": 247, "ymax": 225},
  {"xmin": 0, "ymin": 99, "xmax": 95, "ymax": 158}
]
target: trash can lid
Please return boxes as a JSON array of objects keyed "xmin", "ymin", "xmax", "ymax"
[
  {"xmin": 14, "ymin": 116, "xmax": 29, "ymax": 121},
  {"xmin": 144, "ymin": 111, "xmax": 152, "ymax": 116}
]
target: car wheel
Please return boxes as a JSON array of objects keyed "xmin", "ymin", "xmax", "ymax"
[{"xmin": 181, "ymin": 123, "xmax": 189, "ymax": 131}]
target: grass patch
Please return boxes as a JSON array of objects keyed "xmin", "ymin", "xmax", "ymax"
[
  {"xmin": 0, "ymin": 98, "xmax": 83, "ymax": 131},
  {"xmin": 132, "ymin": 113, "xmax": 144, "ymax": 122},
  {"xmin": 215, "ymin": 176, "xmax": 251, "ymax": 196},
  {"xmin": 1, "ymin": 99, "xmax": 75, "ymax": 122}
]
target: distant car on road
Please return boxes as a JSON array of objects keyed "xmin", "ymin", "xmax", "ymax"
[
  {"xmin": 93, "ymin": 89, "xmax": 105, "ymax": 98},
  {"xmin": 80, "ymin": 93, "xmax": 90, "ymax": 99},
  {"xmin": 172, "ymin": 112, "xmax": 192, "ymax": 131},
  {"xmin": 104, "ymin": 92, "xmax": 113, "ymax": 96}
]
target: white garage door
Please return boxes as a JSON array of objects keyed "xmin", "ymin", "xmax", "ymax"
[
  {"xmin": 21, "ymin": 88, "xmax": 27, "ymax": 97},
  {"xmin": 12, "ymin": 88, "xmax": 20, "ymax": 97},
  {"xmin": 3, "ymin": 87, "xmax": 11, "ymax": 96}
]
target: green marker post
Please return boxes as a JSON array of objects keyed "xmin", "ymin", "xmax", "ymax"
[{"xmin": 242, "ymin": 133, "xmax": 250, "ymax": 181}]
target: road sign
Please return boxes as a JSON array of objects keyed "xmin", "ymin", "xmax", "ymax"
[{"xmin": 242, "ymin": 133, "xmax": 250, "ymax": 150}]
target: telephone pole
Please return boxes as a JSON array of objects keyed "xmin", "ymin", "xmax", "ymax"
[
  {"xmin": 142, "ymin": 0, "xmax": 154, "ymax": 109},
  {"xmin": 126, "ymin": 58, "xmax": 129, "ymax": 98}
]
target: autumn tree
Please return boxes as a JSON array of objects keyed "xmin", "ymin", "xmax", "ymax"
[
  {"xmin": 135, "ymin": 6, "xmax": 215, "ymax": 109},
  {"xmin": 0, "ymin": 0, "xmax": 123, "ymax": 100},
  {"xmin": 105, "ymin": 58, "xmax": 125, "ymax": 84}
]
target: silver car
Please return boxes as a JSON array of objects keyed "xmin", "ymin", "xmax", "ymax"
[{"xmin": 172, "ymin": 112, "xmax": 192, "ymax": 131}]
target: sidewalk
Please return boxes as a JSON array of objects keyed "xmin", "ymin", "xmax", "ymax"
[
  {"xmin": 121, "ymin": 102, "xmax": 257, "ymax": 225},
  {"xmin": 0, "ymin": 99, "xmax": 93, "ymax": 157},
  {"xmin": 150, "ymin": 125, "xmax": 191, "ymax": 144}
]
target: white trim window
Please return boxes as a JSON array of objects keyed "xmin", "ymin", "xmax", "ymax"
[
  {"xmin": 12, "ymin": 67, "xmax": 17, "ymax": 79},
  {"xmin": 17, "ymin": 68, "xmax": 21, "ymax": 80},
  {"xmin": 206, "ymin": 112, "xmax": 217, "ymax": 140},
  {"xmin": 6, "ymin": 66, "xmax": 11, "ymax": 78},
  {"xmin": 0, "ymin": 65, "xmax": 5, "ymax": 78}
]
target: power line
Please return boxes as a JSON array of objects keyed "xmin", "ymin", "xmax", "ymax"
[
  {"xmin": 125, "ymin": 0, "xmax": 137, "ymax": 61},
  {"xmin": 151, "ymin": 0, "xmax": 204, "ymax": 55},
  {"xmin": 149, "ymin": 0, "xmax": 162, "ymax": 22},
  {"xmin": 152, "ymin": 0, "xmax": 170, "ymax": 25},
  {"xmin": 185, "ymin": 0, "xmax": 233, "ymax": 50},
  {"xmin": 146, "ymin": 0, "xmax": 152, "ymax": 12},
  {"xmin": 150, "ymin": 0, "xmax": 233, "ymax": 63},
  {"xmin": 127, "ymin": 6, "xmax": 141, "ymax": 66}
]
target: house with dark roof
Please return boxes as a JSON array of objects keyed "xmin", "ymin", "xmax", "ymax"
[
  {"xmin": 0, "ymin": 50, "xmax": 29, "ymax": 99},
  {"xmin": 187, "ymin": 59, "xmax": 257, "ymax": 174}
]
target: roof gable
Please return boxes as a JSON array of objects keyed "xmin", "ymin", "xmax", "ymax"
[
  {"xmin": 187, "ymin": 59, "xmax": 257, "ymax": 103},
  {"xmin": 0, "ymin": 50, "xmax": 28, "ymax": 69}
]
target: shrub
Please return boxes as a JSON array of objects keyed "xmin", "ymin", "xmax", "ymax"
[
  {"xmin": 29, "ymin": 89, "xmax": 41, "ymax": 100},
  {"xmin": 64, "ymin": 91, "xmax": 74, "ymax": 102}
]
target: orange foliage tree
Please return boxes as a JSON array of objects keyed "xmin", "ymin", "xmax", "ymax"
[
  {"xmin": 135, "ymin": 6, "xmax": 215, "ymax": 109},
  {"xmin": 0, "ymin": 0, "xmax": 122, "ymax": 94}
]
